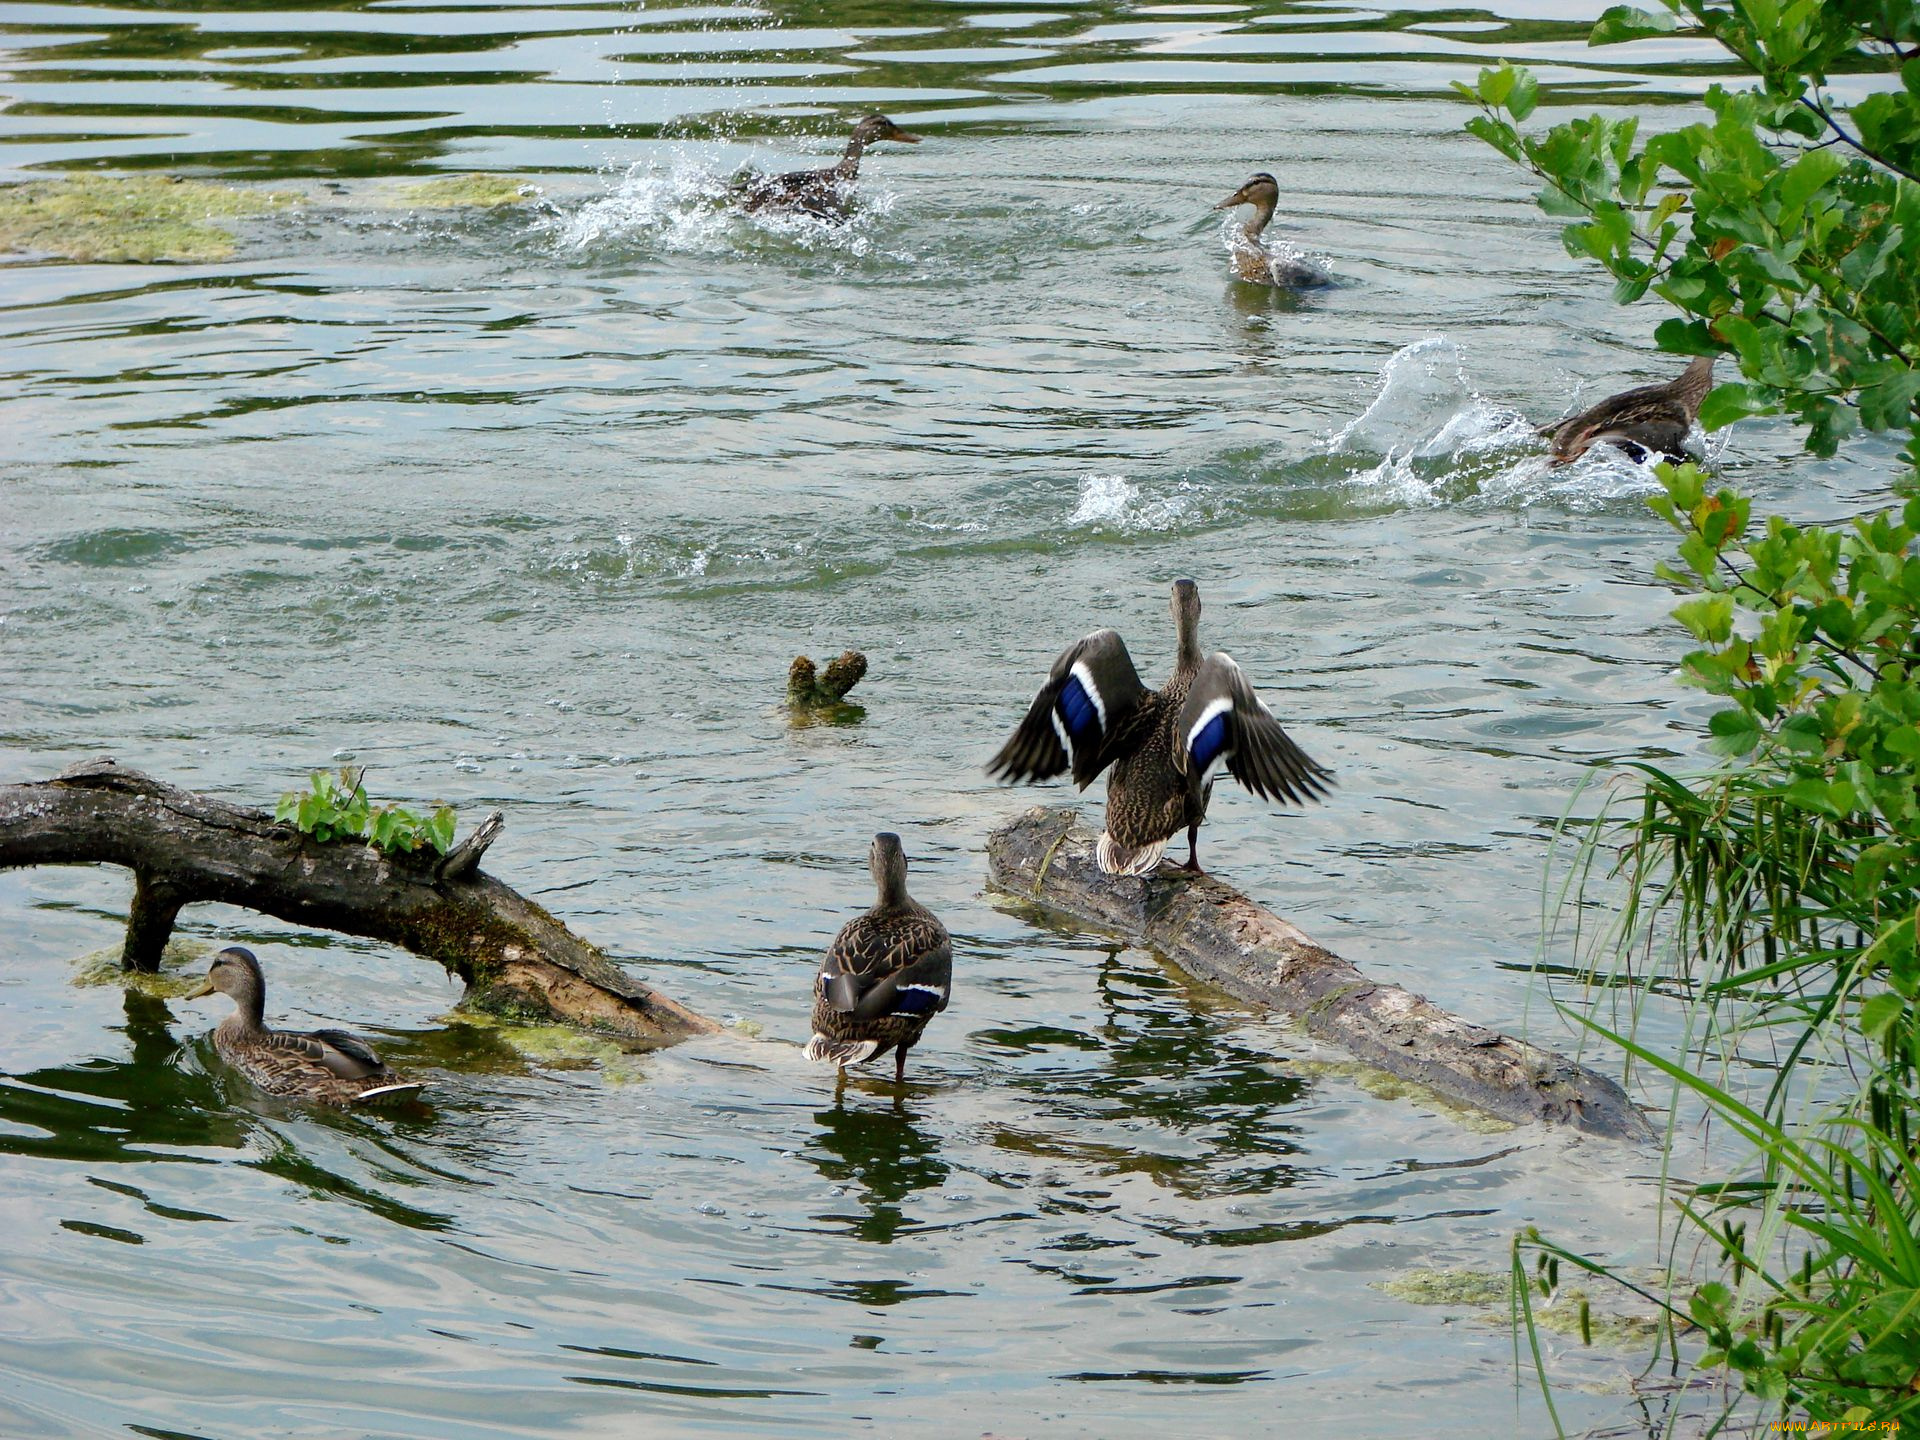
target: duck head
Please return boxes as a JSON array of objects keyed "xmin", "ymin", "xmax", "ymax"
[
  {"xmin": 1214, "ymin": 173, "xmax": 1278, "ymax": 214},
  {"xmin": 851, "ymin": 114, "xmax": 922, "ymax": 147},
  {"xmin": 185, "ymin": 945, "xmax": 267, "ymax": 1027}
]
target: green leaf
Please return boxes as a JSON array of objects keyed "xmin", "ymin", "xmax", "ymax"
[
  {"xmin": 1777, "ymin": 712, "xmax": 1824, "ymax": 753},
  {"xmin": 1507, "ymin": 67, "xmax": 1539, "ymax": 122},
  {"xmin": 1464, "ymin": 115, "xmax": 1523, "ymax": 164},
  {"xmin": 1858, "ymin": 991, "xmax": 1905, "ymax": 1041},
  {"xmin": 1707, "ymin": 707, "xmax": 1762, "ymax": 756},
  {"xmin": 1698, "ymin": 383, "xmax": 1776, "ymax": 431},
  {"xmin": 1774, "ymin": 147, "xmax": 1841, "ymax": 214},
  {"xmin": 1590, "ymin": 4, "xmax": 1679, "ymax": 46},
  {"xmin": 1674, "ymin": 593, "xmax": 1735, "ymax": 642}
]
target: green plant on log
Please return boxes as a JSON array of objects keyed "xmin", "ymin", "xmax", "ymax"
[
  {"xmin": 1457, "ymin": 0, "xmax": 1920, "ymax": 1430},
  {"xmin": 276, "ymin": 769, "xmax": 457, "ymax": 856}
]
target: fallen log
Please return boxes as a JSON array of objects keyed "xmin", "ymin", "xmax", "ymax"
[
  {"xmin": 986, "ymin": 806, "xmax": 1653, "ymax": 1142},
  {"xmin": 0, "ymin": 758, "xmax": 717, "ymax": 1044}
]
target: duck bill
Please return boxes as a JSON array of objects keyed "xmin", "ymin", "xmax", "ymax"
[
  {"xmin": 184, "ymin": 978, "xmax": 215, "ymax": 999},
  {"xmin": 1213, "ymin": 191, "xmax": 1246, "ymax": 211},
  {"xmin": 892, "ymin": 130, "xmax": 923, "ymax": 144}
]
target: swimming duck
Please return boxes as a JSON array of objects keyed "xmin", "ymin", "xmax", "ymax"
[
  {"xmin": 184, "ymin": 946, "xmax": 423, "ymax": 1105},
  {"xmin": 989, "ymin": 579, "xmax": 1332, "ymax": 876},
  {"xmin": 737, "ymin": 114, "xmax": 922, "ymax": 221},
  {"xmin": 1539, "ymin": 355, "xmax": 1715, "ymax": 465},
  {"xmin": 1213, "ymin": 173, "xmax": 1331, "ymax": 288},
  {"xmin": 805, "ymin": 833, "xmax": 952, "ymax": 1086}
]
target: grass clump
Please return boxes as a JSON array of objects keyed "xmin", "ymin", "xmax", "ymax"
[
  {"xmin": 1461, "ymin": 1, "xmax": 1920, "ymax": 1427},
  {"xmin": 0, "ymin": 174, "xmax": 294, "ymax": 262}
]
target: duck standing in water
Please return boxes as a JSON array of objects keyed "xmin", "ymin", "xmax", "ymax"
[
  {"xmin": 806, "ymin": 833, "xmax": 952, "ymax": 1086},
  {"xmin": 989, "ymin": 580, "xmax": 1332, "ymax": 876},
  {"xmin": 1539, "ymin": 355, "xmax": 1715, "ymax": 465},
  {"xmin": 1213, "ymin": 173, "xmax": 1332, "ymax": 288},
  {"xmin": 737, "ymin": 114, "xmax": 922, "ymax": 221},
  {"xmin": 185, "ymin": 946, "xmax": 423, "ymax": 1104}
]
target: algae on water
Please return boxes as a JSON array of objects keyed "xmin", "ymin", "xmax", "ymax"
[
  {"xmin": 72, "ymin": 936, "xmax": 215, "ymax": 998},
  {"xmin": 1377, "ymin": 1268, "xmax": 1512, "ymax": 1308},
  {"xmin": 0, "ymin": 175, "xmax": 295, "ymax": 263},
  {"xmin": 1375, "ymin": 1267, "xmax": 1663, "ymax": 1351},
  {"xmin": 446, "ymin": 1011, "xmax": 650, "ymax": 1084},
  {"xmin": 394, "ymin": 174, "xmax": 535, "ymax": 209}
]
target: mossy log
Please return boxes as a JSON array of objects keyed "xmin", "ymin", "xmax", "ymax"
[
  {"xmin": 987, "ymin": 806, "xmax": 1654, "ymax": 1142},
  {"xmin": 0, "ymin": 759, "xmax": 716, "ymax": 1044}
]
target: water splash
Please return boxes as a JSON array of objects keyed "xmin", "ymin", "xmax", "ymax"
[
  {"xmin": 536, "ymin": 148, "xmax": 904, "ymax": 260},
  {"xmin": 1065, "ymin": 473, "xmax": 1205, "ymax": 532},
  {"xmin": 1217, "ymin": 217, "xmax": 1333, "ymax": 286},
  {"xmin": 1330, "ymin": 336, "xmax": 1699, "ymax": 512}
]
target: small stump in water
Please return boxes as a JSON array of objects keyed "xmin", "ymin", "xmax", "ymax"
[{"xmin": 788, "ymin": 650, "xmax": 867, "ymax": 724}]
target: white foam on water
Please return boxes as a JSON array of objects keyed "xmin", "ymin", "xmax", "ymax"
[
  {"xmin": 536, "ymin": 148, "xmax": 905, "ymax": 260},
  {"xmin": 1331, "ymin": 335, "xmax": 1712, "ymax": 512},
  {"xmin": 1066, "ymin": 473, "xmax": 1203, "ymax": 532}
]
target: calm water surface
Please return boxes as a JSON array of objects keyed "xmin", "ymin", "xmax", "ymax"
[{"xmin": 0, "ymin": 1, "xmax": 1899, "ymax": 1435}]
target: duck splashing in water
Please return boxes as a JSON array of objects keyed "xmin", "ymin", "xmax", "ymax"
[
  {"xmin": 1214, "ymin": 173, "xmax": 1332, "ymax": 289},
  {"xmin": 736, "ymin": 114, "xmax": 923, "ymax": 222}
]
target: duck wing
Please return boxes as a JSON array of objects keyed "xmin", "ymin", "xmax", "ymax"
[
  {"xmin": 819, "ymin": 910, "xmax": 952, "ymax": 1019},
  {"xmin": 262, "ymin": 1026, "xmax": 388, "ymax": 1080},
  {"xmin": 1175, "ymin": 653, "xmax": 1332, "ymax": 806},
  {"xmin": 739, "ymin": 166, "xmax": 845, "ymax": 217},
  {"xmin": 1541, "ymin": 383, "xmax": 1692, "ymax": 454},
  {"xmin": 987, "ymin": 628, "xmax": 1156, "ymax": 789}
]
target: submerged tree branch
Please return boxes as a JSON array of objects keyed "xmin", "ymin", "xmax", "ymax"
[
  {"xmin": 0, "ymin": 758, "xmax": 717, "ymax": 1044},
  {"xmin": 988, "ymin": 806, "xmax": 1656, "ymax": 1141}
]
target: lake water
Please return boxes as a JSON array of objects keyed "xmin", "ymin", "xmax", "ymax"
[{"xmin": 0, "ymin": 1, "xmax": 1894, "ymax": 1435}]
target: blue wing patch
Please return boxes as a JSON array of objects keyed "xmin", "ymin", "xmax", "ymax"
[
  {"xmin": 1188, "ymin": 711, "xmax": 1230, "ymax": 774},
  {"xmin": 890, "ymin": 985, "xmax": 944, "ymax": 1015},
  {"xmin": 1057, "ymin": 674, "xmax": 1102, "ymax": 742}
]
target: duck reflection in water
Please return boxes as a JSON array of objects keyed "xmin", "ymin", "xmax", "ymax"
[{"xmin": 807, "ymin": 1094, "xmax": 949, "ymax": 1245}]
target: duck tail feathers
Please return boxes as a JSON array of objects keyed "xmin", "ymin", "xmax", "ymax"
[
  {"xmin": 804, "ymin": 1035, "xmax": 882, "ymax": 1068},
  {"xmin": 353, "ymin": 1082, "xmax": 425, "ymax": 1104},
  {"xmin": 1096, "ymin": 832, "xmax": 1167, "ymax": 877}
]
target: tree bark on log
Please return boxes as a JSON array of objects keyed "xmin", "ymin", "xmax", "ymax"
[
  {"xmin": 987, "ymin": 806, "xmax": 1653, "ymax": 1142},
  {"xmin": 0, "ymin": 759, "xmax": 717, "ymax": 1044}
]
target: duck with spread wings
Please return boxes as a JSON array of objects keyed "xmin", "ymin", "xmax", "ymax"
[{"xmin": 988, "ymin": 579, "xmax": 1331, "ymax": 876}]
